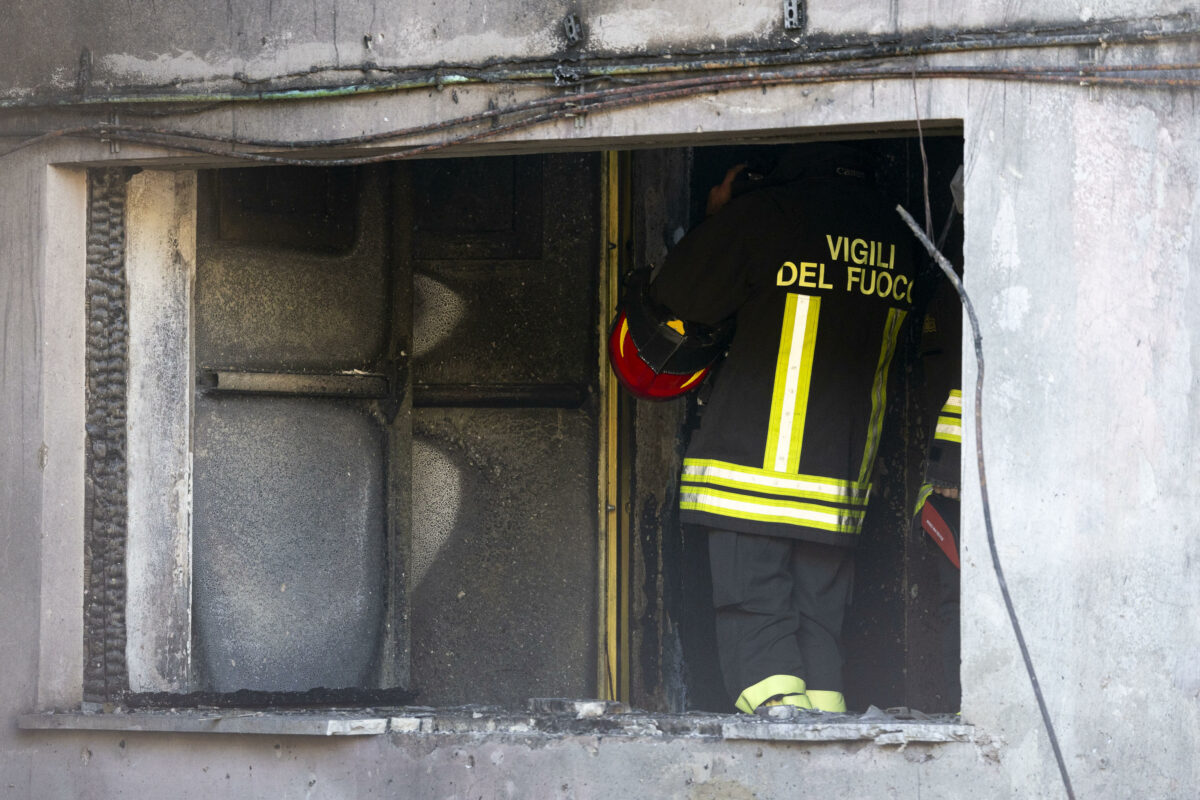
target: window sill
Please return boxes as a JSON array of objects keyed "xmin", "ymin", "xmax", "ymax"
[{"xmin": 20, "ymin": 701, "xmax": 971, "ymax": 743}]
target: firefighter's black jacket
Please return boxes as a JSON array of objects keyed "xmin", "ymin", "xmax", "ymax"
[
  {"xmin": 913, "ymin": 256, "xmax": 964, "ymax": 515},
  {"xmin": 652, "ymin": 158, "xmax": 916, "ymax": 547}
]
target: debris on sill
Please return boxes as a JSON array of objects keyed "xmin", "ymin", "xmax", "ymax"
[{"xmin": 20, "ymin": 699, "xmax": 971, "ymax": 744}]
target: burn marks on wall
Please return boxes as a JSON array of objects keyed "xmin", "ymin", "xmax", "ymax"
[{"xmin": 84, "ymin": 169, "xmax": 132, "ymax": 702}]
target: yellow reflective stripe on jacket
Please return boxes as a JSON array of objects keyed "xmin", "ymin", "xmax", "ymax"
[
  {"xmin": 857, "ymin": 308, "xmax": 907, "ymax": 485},
  {"xmin": 763, "ymin": 294, "xmax": 821, "ymax": 473},
  {"xmin": 912, "ymin": 482, "xmax": 934, "ymax": 517},
  {"xmin": 935, "ymin": 389, "xmax": 963, "ymax": 442},
  {"xmin": 935, "ymin": 416, "xmax": 963, "ymax": 442},
  {"xmin": 679, "ymin": 486, "xmax": 866, "ymax": 534},
  {"xmin": 682, "ymin": 458, "xmax": 870, "ymax": 506}
]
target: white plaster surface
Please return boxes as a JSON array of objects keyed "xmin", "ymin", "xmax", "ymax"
[
  {"xmin": 35, "ymin": 166, "xmax": 88, "ymax": 711},
  {"xmin": 125, "ymin": 171, "xmax": 196, "ymax": 693},
  {"xmin": 587, "ymin": 5, "xmax": 777, "ymax": 52},
  {"xmin": 960, "ymin": 75, "xmax": 1200, "ymax": 800}
]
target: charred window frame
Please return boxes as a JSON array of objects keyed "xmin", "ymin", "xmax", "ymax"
[{"xmin": 83, "ymin": 169, "xmax": 134, "ymax": 702}]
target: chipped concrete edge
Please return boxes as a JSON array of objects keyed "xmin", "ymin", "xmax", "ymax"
[{"xmin": 19, "ymin": 709, "xmax": 975, "ymax": 744}]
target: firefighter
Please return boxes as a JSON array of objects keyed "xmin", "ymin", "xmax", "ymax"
[
  {"xmin": 912, "ymin": 212, "xmax": 965, "ymax": 711},
  {"xmin": 610, "ymin": 143, "xmax": 916, "ymax": 713}
]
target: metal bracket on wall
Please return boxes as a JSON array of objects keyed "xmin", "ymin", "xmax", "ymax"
[
  {"xmin": 563, "ymin": 14, "xmax": 584, "ymax": 46},
  {"xmin": 103, "ymin": 111, "xmax": 121, "ymax": 154},
  {"xmin": 783, "ymin": 0, "xmax": 805, "ymax": 31},
  {"xmin": 1079, "ymin": 47, "xmax": 1101, "ymax": 101}
]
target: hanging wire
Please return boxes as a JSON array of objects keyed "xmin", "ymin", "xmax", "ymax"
[
  {"xmin": 896, "ymin": 204, "xmax": 1077, "ymax": 800},
  {"xmin": 900, "ymin": 68, "xmax": 1076, "ymax": 798},
  {"xmin": 909, "ymin": 73, "xmax": 935, "ymax": 240}
]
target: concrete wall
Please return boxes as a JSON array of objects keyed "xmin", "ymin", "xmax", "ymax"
[
  {"xmin": 6, "ymin": 0, "xmax": 1192, "ymax": 102},
  {"xmin": 2, "ymin": 1, "xmax": 1199, "ymax": 798},
  {"xmin": 961, "ymin": 77, "xmax": 1200, "ymax": 797},
  {"xmin": 4, "ymin": 724, "xmax": 1004, "ymax": 800}
]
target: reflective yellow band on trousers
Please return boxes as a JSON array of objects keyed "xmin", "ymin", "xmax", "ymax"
[
  {"xmin": 735, "ymin": 674, "xmax": 808, "ymax": 713},
  {"xmin": 806, "ymin": 690, "xmax": 847, "ymax": 712},
  {"xmin": 680, "ymin": 486, "xmax": 866, "ymax": 534},
  {"xmin": 682, "ymin": 458, "xmax": 870, "ymax": 506}
]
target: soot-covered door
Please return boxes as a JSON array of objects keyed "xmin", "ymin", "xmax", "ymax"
[
  {"xmin": 192, "ymin": 155, "xmax": 601, "ymax": 706},
  {"xmin": 192, "ymin": 166, "xmax": 408, "ymax": 693},
  {"xmin": 404, "ymin": 153, "xmax": 601, "ymax": 707}
]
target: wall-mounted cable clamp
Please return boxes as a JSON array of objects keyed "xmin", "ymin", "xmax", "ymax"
[
  {"xmin": 564, "ymin": 15, "xmax": 584, "ymax": 46},
  {"xmin": 784, "ymin": 0, "xmax": 805, "ymax": 31}
]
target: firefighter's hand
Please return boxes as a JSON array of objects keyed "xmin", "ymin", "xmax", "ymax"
[
  {"xmin": 706, "ymin": 164, "xmax": 747, "ymax": 216},
  {"xmin": 933, "ymin": 486, "xmax": 960, "ymax": 500}
]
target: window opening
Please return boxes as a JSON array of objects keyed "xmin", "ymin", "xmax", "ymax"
[{"xmin": 89, "ymin": 136, "xmax": 963, "ymax": 716}]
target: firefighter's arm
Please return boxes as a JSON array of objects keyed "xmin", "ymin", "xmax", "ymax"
[
  {"xmin": 706, "ymin": 164, "xmax": 747, "ymax": 216},
  {"xmin": 917, "ymin": 275, "xmax": 963, "ymax": 496},
  {"xmin": 607, "ymin": 171, "xmax": 754, "ymax": 400},
  {"xmin": 650, "ymin": 191, "xmax": 761, "ymax": 326}
]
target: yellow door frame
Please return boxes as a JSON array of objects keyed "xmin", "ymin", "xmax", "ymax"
[{"xmin": 599, "ymin": 151, "xmax": 632, "ymax": 702}]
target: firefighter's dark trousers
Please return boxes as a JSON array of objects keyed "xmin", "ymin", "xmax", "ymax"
[
  {"xmin": 708, "ymin": 528, "xmax": 854, "ymax": 713},
  {"xmin": 929, "ymin": 498, "xmax": 961, "ymax": 710}
]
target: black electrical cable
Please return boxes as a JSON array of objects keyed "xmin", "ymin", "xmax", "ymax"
[
  {"xmin": 910, "ymin": 73, "xmax": 935, "ymax": 240},
  {"xmin": 3, "ymin": 63, "xmax": 1199, "ymax": 165},
  {"xmin": 2, "ymin": 11, "xmax": 1195, "ymax": 109},
  {"xmin": 903, "ymin": 75, "xmax": 1075, "ymax": 798},
  {"xmin": 88, "ymin": 60, "xmax": 1200, "ymax": 151},
  {"xmin": 896, "ymin": 205, "xmax": 1077, "ymax": 800},
  {"xmin": 2, "ymin": 61, "xmax": 1198, "ymax": 164}
]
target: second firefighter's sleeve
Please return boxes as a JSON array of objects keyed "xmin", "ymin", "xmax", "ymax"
[{"xmin": 916, "ymin": 275, "xmax": 963, "ymax": 508}]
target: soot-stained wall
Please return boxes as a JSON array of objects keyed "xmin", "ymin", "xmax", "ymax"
[{"xmin": 4, "ymin": 2, "xmax": 1200, "ymax": 797}]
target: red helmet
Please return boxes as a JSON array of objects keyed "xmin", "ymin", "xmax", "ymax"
[{"xmin": 607, "ymin": 273, "xmax": 734, "ymax": 401}]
